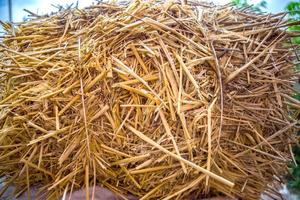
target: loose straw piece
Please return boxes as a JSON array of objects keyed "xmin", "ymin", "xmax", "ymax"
[
  {"xmin": 225, "ymin": 46, "xmax": 272, "ymax": 83},
  {"xmin": 175, "ymin": 53, "xmax": 200, "ymax": 92},
  {"xmin": 206, "ymin": 98, "xmax": 217, "ymax": 186},
  {"xmin": 126, "ymin": 125, "xmax": 234, "ymax": 187},
  {"xmin": 159, "ymin": 109, "xmax": 187, "ymax": 173},
  {"xmin": 163, "ymin": 175, "xmax": 206, "ymax": 200}
]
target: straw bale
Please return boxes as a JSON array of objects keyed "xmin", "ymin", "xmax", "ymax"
[{"xmin": 0, "ymin": 1, "xmax": 299, "ymax": 199}]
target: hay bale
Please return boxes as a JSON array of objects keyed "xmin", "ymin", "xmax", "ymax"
[{"xmin": 0, "ymin": 1, "xmax": 299, "ymax": 199}]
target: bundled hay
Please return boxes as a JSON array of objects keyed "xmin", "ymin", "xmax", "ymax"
[{"xmin": 0, "ymin": 0, "xmax": 299, "ymax": 199}]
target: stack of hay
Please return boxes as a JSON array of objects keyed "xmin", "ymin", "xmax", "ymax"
[{"xmin": 0, "ymin": 1, "xmax": 299, "ymax": 199}]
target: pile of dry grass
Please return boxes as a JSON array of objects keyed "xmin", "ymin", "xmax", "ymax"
[{"xmin": 0, "ymin": 0, "xmax": 299, "ymax": 199}]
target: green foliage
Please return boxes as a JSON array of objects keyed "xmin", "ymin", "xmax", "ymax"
[
  {"xmin": 286, "ymin": 1, "xmax": 300, "ymax": 192},
  {"xmin": 294, "ymin": 93, "xmax": 300, "ymax": 101},
  {"xmin": 232, "ymin": 0, "xmax": 267, "ymax": 12},
  {"xmin": 286, "ymin": 1, "xmax": 300, "ymax": 20},
  {"xmin": 290, "ymin": 89, "xmax": 300, "ymax": 190},
  {"xmin": 286, "ymin": 1, "xmax": 300, "ymax": 43},
  {"xmin": 288, "ymin": 147, "xmax": 300, "ymax": 190}
]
